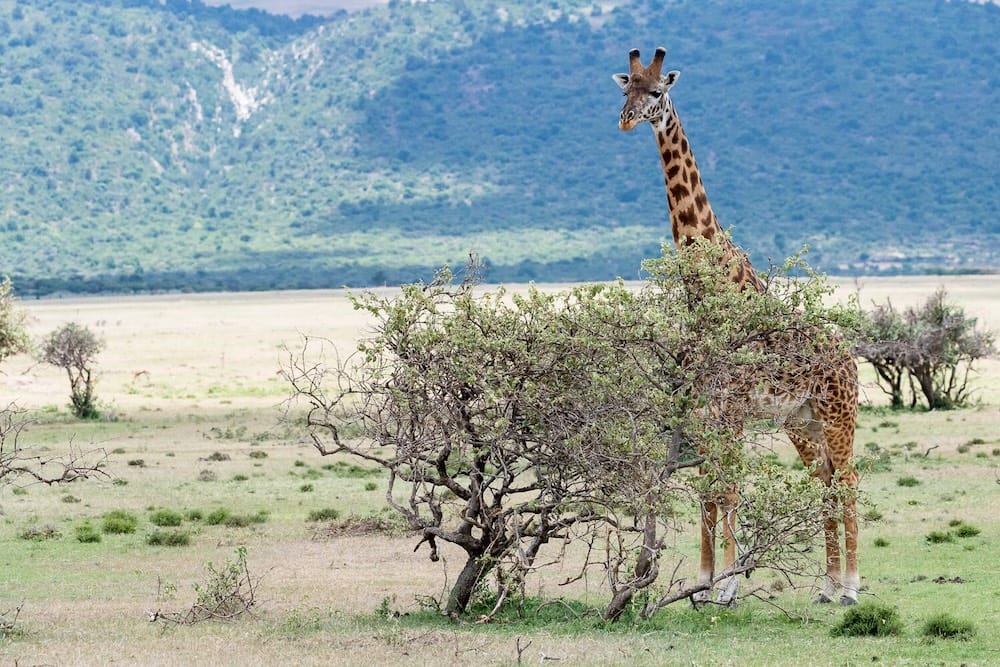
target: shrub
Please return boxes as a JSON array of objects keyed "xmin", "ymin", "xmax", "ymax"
[
  {"xmin": 862, "ymin": 508, "xmax": 883, "ymax": 522},
  {"xmin": 205, "ymin": 508, "xmax": 231, "ymax": 525},
  {"xmin": 186, "ymin": 509, "xmax": 204, "ymax": 522},
  {"xmin": 223, "ymin": 511, "xmax": 269, "ymax": 528},
  {"xmin": 75, "ymin": 523, "xmax": 102, "ymax": 543},
  {"xmin": 953, "ymin": 524, "xmax": 980, "ymax": 538},
  {"xmin": 897, "ymin": 476, "xmax": 920, "ymax": 487},
  {"xmin": 873, "ymin": 537, "xmax": 889, "ymax": 547},
  {"xmin": 299, "ymin": 483, "xmax": 314, "ymax": 492},
  {"xmin": 102, "ymin": 510, "xmax": 139, "ymax": 534},
  {"xmin": 307, "ymin": 508, "xmax": 340, "ymax": 522},
  {"xmin": 62, "ymin": 494, "xmax": 81, "ymax": 503},
  {"xmin": 112, "ymin": 478, "xmax": 128, "ymax": 486},
  {"xmin": 197, "ymin": 469, "xmax": 217, "ymax": 482},
  {"xmin": 147, "ymin": 529, "xmax": 191, "ymax": 547},
  {"xmin": 925, "ymin": 531, "xmax": 953, "ymax": 544},
  {"xmin": 248, "ymin": 450, "xmax": 267, "ymax": 459},
  {"xmin": 830, "ymin": 602, "xmax": 903, "ymax": 637},
  {"xmin": 206, "ymin": 451, "xmax": 231, "ymax": 461},
  {"xmin": 920, "ymin": 613, "xmax": 976, "ymax": 640},
  {"xmin": 10, "ymin": 487, "xmax": 27, "ymax": 496},
  {"xmin": 128, "ymin": 459, "xmax": 146, "ymax": 467},
  {"xmin": 364, "ymin": 482, "xmax": 378, "ymax": 491},
  {"xmin": 149, "ymin": 509, "xmax": 184, "ymax": 527},
  {"xmin": 231, "ymin": 474, "xmax": 249, "ymax": 482}
]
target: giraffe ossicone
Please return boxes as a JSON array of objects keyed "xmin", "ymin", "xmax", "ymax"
[{"xmin": 614, "ymin": 47, "xmax": 861, "ymax": 606}]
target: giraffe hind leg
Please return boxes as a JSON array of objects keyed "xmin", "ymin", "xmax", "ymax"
[{"xmin": 786, "ymin": 430, "xmax": 841, "ymax": 603}]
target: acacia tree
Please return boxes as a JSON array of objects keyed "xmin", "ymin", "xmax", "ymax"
[
  {"xmin": 857, "ymin": 289, "xmax": 995, "ymax": 409},
  {"xmin": 40, "ymin": 322, "xmax": 104, "ymax": 419},
  {"xmin": 0, "ymin": 284, "xmax": 106, "ymax": 545},
  {"xmin": 1, "ymin": 403, "xmax": 108, "ymax": 488},
  {"xmin": 286, "ymin": 248, "xmax": 860, "ymax": 619},
  {"xmin": 0, "ymin": 277, "xmax": 30, "ymax": 365}
]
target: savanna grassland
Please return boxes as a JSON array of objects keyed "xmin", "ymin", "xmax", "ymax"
[{"xmin": 1, "ymin": 276, "xmax": 998, "ymax": 666}]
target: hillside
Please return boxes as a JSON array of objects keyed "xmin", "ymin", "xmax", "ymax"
[{"xmin": 1, "ymin": 0, "xmax": 997, "ymax": 294}]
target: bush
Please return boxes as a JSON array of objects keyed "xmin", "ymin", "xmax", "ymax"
[
  {"xmin": 248, "ymin": 450, "xmax": 267, "ymax": 459},
  {"xmin": 873, "ymin": 537, "xmax": 889, "ymax": 547},
  {"xmin": 147, "ymin": 529, "xmax": 191, "ymax": 547},
  {"xmin": 205, "ymin": 508, "xmax": 231, "ymax": 525},
  {"xmin": 953, "ymin": 523, "xmax": 980, "ymax": 538},
  {"xmin": 897, "ymin": 476, "xmax": 920, "ymax": 487},
  {"xmin": 307, "ymin": 508, "xmax": 340, "ymax": 522},
  {"xmin": 299, "ymin": 483, "xmax": 314, "ymax": 492},
  {"xmin": 75, "ymin": 523, "xmax": 102, "ymax": 543},
  {"xmin": 186, "ymin": 509, "xmax": 204, "ymax": 522},
  {"xmin": 197, "ymin": 469, "xmax": 218, "ymax": 482},
  {"xmin": 830, "ymin": 602, "xmax": 903, "ymax": 637},
  {"xmin": 223, "ymin": 511, "xmax": 269, "ymax": 528},
  {"xmin": 920, "ymin": 613, "xmax": 976, "ymax": 640},
  {"xmin": 149, "ymin": 509, "xmax": 184, "ymax": 527},
  {"xmin": 101, "ymin": 510, "xmax": 139, "ymax": 534},
  {"xmin": 925, "ymin": 531, "xmax": 953, "ymax": 544},
  {"xmin": 206, "ymin": 451, "xmax": 231, "ymax": 461}
]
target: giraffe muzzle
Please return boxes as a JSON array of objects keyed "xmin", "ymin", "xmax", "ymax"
[{"xmin": 619, "ymin": 109, "xmax": 638, "ymax": 131}]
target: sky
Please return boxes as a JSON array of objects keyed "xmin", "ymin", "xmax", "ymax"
[{"xmin": 201, "ymin": 1, "xmax": 388, "ymax": 17}]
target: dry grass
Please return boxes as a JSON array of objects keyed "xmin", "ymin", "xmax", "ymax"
[{"xmin": 1, "ymin": 278, "xmax": 997, "ymax": 666}]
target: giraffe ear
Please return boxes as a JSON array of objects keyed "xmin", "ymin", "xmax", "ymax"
[
  {"xmin": 661, "ymin": 70, "xmax": 681, "ymax": 90},
  {"xmin": 612, "ymin": 73, "xmax": 629, "ymax": 90}
]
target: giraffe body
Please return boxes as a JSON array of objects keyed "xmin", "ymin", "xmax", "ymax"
[{"xmin": 614, "ymin": 48, "xmax": 860, "ymax": 605}]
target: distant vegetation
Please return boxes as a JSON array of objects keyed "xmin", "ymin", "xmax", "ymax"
[{"xmin": 1, "ymin": 0, "xmax": 997, "ymax": 294}]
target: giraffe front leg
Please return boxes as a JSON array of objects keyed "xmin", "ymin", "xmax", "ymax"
[
  {"xmin": 694, "ymin": 500, "xmax": 718, "ymax": 603},
  {"xmin": 840, "ymin": 496, "xmax": 860, "ymax": 605},
  {"xmin": 716, "ymin": 491, "xmax": 740, "ymax": 606}
]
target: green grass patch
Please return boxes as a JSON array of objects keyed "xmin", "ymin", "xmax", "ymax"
[
  {"xmin": 953, "ymin": 523, "xmax": 981, "ymax": 538},
  {"xmin": 920, "ymin": 613, "xmax": 977, "ymax": 640},
  {"xmin": 321, "ymin": 461, "xmax": 382, "ymax": 478},
  {"xmin": 307, "ymin": 508, "xmax": 340, "ymax": 522},
  {"xmin": 897, "ymin": 476, "xmax": 921, "ymax": 487},
  {"xmin": 926, "ymin": 530, "xmax": 954, "ymax": 544},
  {"xmin": 75, "ymin": 523, "xmax": 102, "ymax": 544},
  {"xmin": 830, "ymin": 602, "xmax": 903, "ymax": 637},
  {"xmin": 146, "ymin": 529, "xmax": 191, "ymax": 547}
]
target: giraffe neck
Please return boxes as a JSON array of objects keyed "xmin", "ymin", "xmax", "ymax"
[{"xmin": 652, "ymin": 109, "xmax": 762, "ymax": 291}]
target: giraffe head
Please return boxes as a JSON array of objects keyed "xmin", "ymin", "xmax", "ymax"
[{"xmin": 613, "ymin": 47, "xmax": 681, "ymax": 131}]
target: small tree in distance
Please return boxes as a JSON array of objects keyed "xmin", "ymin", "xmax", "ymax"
[
  {"xmin": 40, "ymin": 322, "xmax": 104, "ymax": 419},
  {"xmin": 0, "ymin": 277, "xmax": 30, "ymax": 365},
  {"xmin": 857, "ymin": 288, "xmax": 995, "ymax": 410}
]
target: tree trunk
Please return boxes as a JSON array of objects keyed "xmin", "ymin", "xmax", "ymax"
[{"xmin": 445, "ymin": 552, "xmax": 491, "ymax": 616}]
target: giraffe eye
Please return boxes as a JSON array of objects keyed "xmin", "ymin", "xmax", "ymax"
[{"xmin": 649, "ymin": 90, "xmax": 663, "ymax": 99}]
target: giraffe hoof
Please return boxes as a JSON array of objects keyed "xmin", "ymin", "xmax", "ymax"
[
  {"xmin": 814, "ymin": 593, "xmax": 834, "ymax": 604},
  {"xmin": 839, "ymin": 595, "xmax": 857, "ymax": 606}
]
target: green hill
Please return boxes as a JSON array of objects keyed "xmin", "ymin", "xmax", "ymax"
[{"xmin": 1, "ymin": 0, "xmax": 997, "ymax": 295}]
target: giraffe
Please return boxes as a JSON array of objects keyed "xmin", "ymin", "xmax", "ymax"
[{"xmin": 613, "ymin": 47, "xmax": 861, "ymax": 605}]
